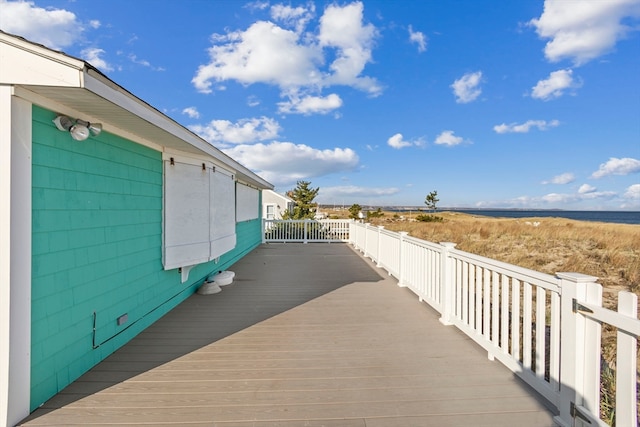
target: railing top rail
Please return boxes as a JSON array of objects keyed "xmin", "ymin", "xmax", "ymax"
[
  {"xmin": 379, "ymin": 228, "xmax": 398, "ymax": 237},
  {"xmin": 403, "ymin": 234, "xmax": 443, "ymax": 251},
  {"xmin": 575, "ymin": 294, "xmax": 640, "ymax": 337},
  {"xmin": 449, "ymin": 247, "xmax": 561, "ymax": 293},
  {"xmin": 264, "ymin": 219, "xmax": 352, "ymax": 223}
]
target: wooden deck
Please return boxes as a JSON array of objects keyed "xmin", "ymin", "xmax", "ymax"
[{"xmin": 19, "ymin": 243, "xmax": 556, "ymax": 426}]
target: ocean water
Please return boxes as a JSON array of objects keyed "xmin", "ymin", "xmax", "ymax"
[{"xmin": 441, "ymin": 209, "xmax": 640, "ymax": 225}]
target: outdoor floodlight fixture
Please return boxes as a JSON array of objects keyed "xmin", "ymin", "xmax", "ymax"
[{"xmin": 53, "ymin": 115, "xmax": 102, "ymax": 141}]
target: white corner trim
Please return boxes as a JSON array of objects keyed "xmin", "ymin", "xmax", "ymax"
[{"xmin": 0, "ymin": 87, "xmax": 32, "ymax": 427}]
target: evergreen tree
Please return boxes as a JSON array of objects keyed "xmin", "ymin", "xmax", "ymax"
[
  {"xmin": 283, "ymin": 180, "xmax": 319, "ymax": 219},
  {"xmin": 425, "ymin": 190, "xmax": 439, "ymax": 212},
  {"xmin": 348, "ymin": 204, "xmax": 362, "ymax": 219}
]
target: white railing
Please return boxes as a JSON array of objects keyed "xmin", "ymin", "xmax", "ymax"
[
  {"xmin": 262, "ymin": 219, "xmax": 350, "ymax": 243},
  {"xmin": 263, "ymin": 220, "xmax": 639, "ymax": 427}
]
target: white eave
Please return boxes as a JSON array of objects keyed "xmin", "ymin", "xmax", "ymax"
[{"xmin": 0, "ymin": 31, "xmax": 272, "ymax": 190}]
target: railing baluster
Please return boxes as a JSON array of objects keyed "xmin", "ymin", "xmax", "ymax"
[
  {"xmin": 523, "ymin": 282, "xmax": 532, "ymax": 371},
  {"xmin": 501, "ymin": 274, "xmax": 509, "ymax": 353},
  {"xmin": 549, "ymin": 291, "xmax": 560, "ymax": 391},
  {"xmin": 456, "ymin": 259, "xmax": 463, "ymax": 319},
  {"xmin": 475, "ymin": 265, "xmax": 483, "ymax": 336},
  {"xmin": 511, "ymin": 279, "xmax": 520, "ymax": 360},
  {"xmin": 483, "ymin": 268, "xmax": 491, "ymax": 341},
  {"xmin": 435, "ymin": 248, "xmax": 441, "ymax": 306},
  {"xmin": 492, "ymin": 271, "xmax": 499, "ymax": 349},
  {"xmin": 468, "ymin": 262, "xmax": 475, "ymax": 329},
  {"xmin": 462, "ymin": 261, "xmax": 469, "ymax": 325},
  {"xmin": 535, "ymin": 286, "xmax": 546, "ymax": 381}
]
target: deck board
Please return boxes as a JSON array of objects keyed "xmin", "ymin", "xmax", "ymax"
[{"xmin": 19, "ymin": 243, "xmax": 556, "ymax": 426}]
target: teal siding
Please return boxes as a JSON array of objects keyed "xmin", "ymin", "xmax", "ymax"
[{"xmin": 30, "ymin": 105, "xmax": 263, "ymax": 410}]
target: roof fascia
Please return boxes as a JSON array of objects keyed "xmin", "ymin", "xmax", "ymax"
[
  {"xmin": 0, "ymin": 32, "xmax": 83, "ymax": 87},
  {"xmin": 1, "ymin": 31, "xmax": 273, "ymax": 190}
]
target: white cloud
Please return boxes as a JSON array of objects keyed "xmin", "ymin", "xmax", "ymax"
[
  {"xmin": 451, "ymin": 71, "xmax": 483, "ymax": 104},
  {"xmin": 591, "ymin": 157, "xmax": 640, "ymax": 178},
  {"xmin": 317, "ymin": 2, "xmax": 381, "ymax": 95},
  {"xmin": 579, "ymin": 190, "xmax": 617, "ymax": 200},
  {"xmin": 408, "ymin": 25, "xmax": 427, "ymax": 52},
  {"xmin": 531, "ymin": 69, "xmax": 580, "ymax": 100},
  {"xmin": 494, "ymin": 119, "xmax": 560, "ymax": 134},
  {"xmin": 128, "ymin": 54, "xmax": 165, "ymax": 71},
  {"xmin": 245, "ymin": 1, "xmax": 269, "ymax": 12},
  {"xmin": 542, "ymin": 189, "xmax": 616, "ymax": 204},
  {"xmin": 387, "ymin": 133, "xmax": 424, "ymax": 149},
  {"xmin": 270, "ymin": 2, "xmax": 315, "ymax": 34},
  {"xmin": 0, "ymin": 0, "xmax": 83, "ymax": 50},
  {"xmin": 192, "ymin": 21, "xmax": 323, "ymax": 94},
  {"xmin": 81, "ymin": 48, "xmax": 113, "ymax": 72},
  {"xmin": 624, "ymin": 184, "xmax": 640, "ymax": 199},
  {"xmin": 387, "ymin": 133, "xmax": 412, "ymax": 149},
  {"xmin": 578, "ymin": 184, "xmax": 596, "ymax": 194},
  {"xmin": 190, "ymin": 117, "xmax": 281, "ymax": 145},
  {"xmin": 192, "ymin": 1, "xmax": 381, "ymax": 104},
  {"xmin": 541, "ymin": 193, "xmax": 576, "ymax": 204},
  {"xmin": 247, "ymin": 96, "xmax": 260, "ymax": 107},
  {"xmin": 182, "ymin": 107, "xmax": 200, "ymax": 119},
  {"xmin": 529, "ymin": 187, "xmax": 617, "ymax": 206},
  {"xmin": 542, "ymin": 172, "xmax": 575, "ymax": 185},
  {"xmin": 318, "ymin": 185, "xmax": 400, "ymax": 201},
  {"xmin": 475, "ymin": 196, "xmax": 534, "ymax": 209},
  {"xmin": 434, "ymin": 130, "xmax": 466, "ymax": 147},
  {"xmin": 530, "ymin": 0, "xmax": 640, "ymax": 65},
  {"xmin": 223, "ymin": 141, "xmax": 359, "ymax": 186},
  {"xmin": 278, "ymin": 93, "xmax": 343, "ymax": 115},
  {"xmin": 477, "ymin": 187, "xmax": 623, "ymax": 209}
]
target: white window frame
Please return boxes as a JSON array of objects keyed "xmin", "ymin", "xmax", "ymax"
[{"xmin": 265, "ymin": 204, "xmax": 276, "ymax": 220}]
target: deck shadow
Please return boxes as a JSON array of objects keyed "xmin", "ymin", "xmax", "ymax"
[{"xmin": 24, "ymin": 243, "xmax": 385, "ymax": 417}]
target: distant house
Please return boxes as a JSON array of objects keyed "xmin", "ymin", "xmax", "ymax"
[
  {"xmin": 262, "ymin": 189, "xmax": 294, "ymax": 220},
  {"xmin": 0, "ymin": 31, "xmax": 272, "ymax": 426}
]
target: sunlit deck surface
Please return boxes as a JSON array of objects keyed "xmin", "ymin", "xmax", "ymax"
[{"xmin": 20, "ymin": 243, "xmax": 556, "ymax": 427}]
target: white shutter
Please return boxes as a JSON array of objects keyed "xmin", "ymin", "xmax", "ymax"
[
  {"xmin": 236, "ymin": 183, "xmax": 259, "ymax": 222},
  {"xmin": 163, "ymin": 159, "xmax": 210, "ymax": 269},
  {"xmin": 209, "ymin": 167, "xmax": 236, "ymax": 260},
  {"xmin": 163, "ymin": 155, "xmax": 238, "ymax": 270}
]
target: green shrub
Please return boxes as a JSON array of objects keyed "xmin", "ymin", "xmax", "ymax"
[{"xmin": 415, "ymin": 214, "xmax": 443, "ymax": 222}]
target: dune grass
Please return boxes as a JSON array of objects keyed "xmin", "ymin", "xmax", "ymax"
[{"xmin": 355, "ymin": 210, "xmax": 640, "ymax": 307}]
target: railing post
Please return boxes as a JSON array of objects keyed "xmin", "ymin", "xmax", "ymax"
[
  {"xmin": 261, "ymin": 219, "xmax": 266, "ymax": 244},
  {"xmin": 303, "ymin": 219, "xmax": 308, "ymax": 244},
  {"xmin": 398, "ymin": 232, "xmax": 408, "ymax": 287},
  {"xmin": 553, "ymin": 272, "xmax": 599, "ymax": 427},
  {"xmin": 363, "ymin": 222, "xmax": 369, "ymax": 256},
  {"xmin": 349, "ymin": 219, "xmax": 355, "ymax": 245},
  {"xmin": 376, "ymin": 226, "xmax": 384, "ymax": 267},
  {"xmin": 438, "ymin": 242, "xmax": 456, "ymax": 326}
]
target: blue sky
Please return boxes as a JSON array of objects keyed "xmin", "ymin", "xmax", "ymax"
[{"xmin": 1, "ymin": 0, "xmax": 639, "ymax": 210}]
